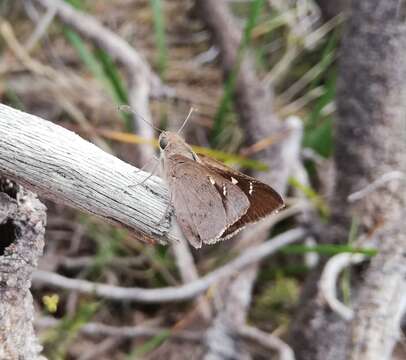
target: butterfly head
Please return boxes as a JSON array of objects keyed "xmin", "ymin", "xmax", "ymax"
[
  {"xmin": 158, "ymin": 132, "xmax": 169, "ymax": 150},
  {"xmin": 158, "ymin": 131, "xmax": 195, "ymax": 160}
]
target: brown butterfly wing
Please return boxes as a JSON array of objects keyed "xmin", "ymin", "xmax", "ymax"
[
  {"xmin": 197, "ymin": 154, "xmax": 284, "ymax": 238},
  {"xmin": 164, "ymin": 154, "xmax": 250, "ymax": 248}
]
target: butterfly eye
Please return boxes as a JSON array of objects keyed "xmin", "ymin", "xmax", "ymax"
[{"xmin": 159, "ymin": 136, "xmax": 168, "ymax": 150}]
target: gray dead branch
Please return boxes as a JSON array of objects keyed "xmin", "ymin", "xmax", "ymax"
[
  {"xmin": 238, "ymin": 325, "xmax": 295, "ymax": 360},
  {"xmin": 36, "ymin": 316, "xmax": 202, "ymax": 342},
  {"xmin": 349, "ymin": 215, "xmax": 406, "ymax": 360},
  {"xmin": 0, "ymin": 179, "xmax": 47, "ymax": 360},
  {"xmin": 32, "ymin": 228, "xmax": 305, "ymax": 303},
  {"xmin": 195, "ymin": 1, "xmax": 304, "ymax": 359},
  {"xmin": 289, "ymin": 1, "xmax": 406, "ymax": 359},
  {"xmin": 0, "ymin": 103, "xmax": 177, "ymax": 244}
]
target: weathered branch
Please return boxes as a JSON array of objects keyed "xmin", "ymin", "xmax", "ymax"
[
  {"xmin": 0, "ymin": 103, "xmax": 177, "ymax": 244},
  {"xmin": 32, "ymin": 228, "xmax": 305, "ymax": 303},
  {"xmin": 0, "ymin": 179, "xmax": 46, "ymax": 359},
  {"xmin": 195, "ymin": 1, "xmax": 304, "ymax": 358},
  {"xmin": 349, "ymin": 215, "xmax": 406, "ymax": 360},
  {"xmin": 289, "ymin": 1, "xmax": 406, "ymax": 359}
]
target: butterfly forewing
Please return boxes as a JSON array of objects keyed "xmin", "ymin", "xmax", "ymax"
[{"xmin": 165, "ymin": 154, "xmax": 250, "ymax": 247}]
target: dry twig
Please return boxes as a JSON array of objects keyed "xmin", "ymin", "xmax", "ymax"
[
  {"xmin": 319, "ymin": 253, "xmax": 366, "ymax": 321},
  {"xmin": 238, "ymin": 325, "xmax": 295, "ymax": 360},
  {"xmin": 347, "ymin": 171, "xmax": 405, "ymax": 203},
  {"xmin": 0, "ymin": 103, "xmax": 176, "ymax": 244},
  {"xmin": 36, "ymin": 316, "xmax": 201, "ymax": 342},
  {"xmin": 32, "ymin": 228, "xmax": 306, "ymax": 303}
]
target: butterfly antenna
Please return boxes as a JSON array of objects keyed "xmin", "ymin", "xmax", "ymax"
[
  {"xmin": 177, "ymin": 107, "xmax": 196, "ymax": 134},
  {"xmin": 118, "ymin": 105, "xmax": 163, "ymax": 133}
]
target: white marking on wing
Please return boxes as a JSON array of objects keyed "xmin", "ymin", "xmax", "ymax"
[{"xmin": 231, "ymin": 177, "xmax": 238, "ymax": 184}]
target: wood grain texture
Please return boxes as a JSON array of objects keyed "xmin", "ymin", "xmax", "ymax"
[{"xmin": 0, "ymin": 104, "xmax": 178, "ymax": 244}]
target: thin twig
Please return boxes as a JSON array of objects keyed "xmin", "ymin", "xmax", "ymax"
[
  {"xmin": 347, "ymin": 171, "xmax": 405, "ymax": 202},
  {"xmin": 291, "ymin": 160, "xmax": 320, "ymax": 268},
  {"xmin": 238, "ymin": 325, "xmax": 295, "ymax": 360},
  {"xmin": 25, "ymin": 5, "xmax": 56, "ymax": 52},
  {"xmin": 41, "ymin": 255, "xmax": 146, "ymax": 270},
  {"xmin": 36, "ymin": 316, "xmax": 201, "ymax": 342},
  {"xmin": 171, "ymin": 226, "xmax": 212, "ymax": 318},
  {"xmin": 319, "ymin": 253, "xmax": 366, "ymax": 321},
  {"xmin": 32, "ymin": 228, "xmax": 306, "ymax": 303}
]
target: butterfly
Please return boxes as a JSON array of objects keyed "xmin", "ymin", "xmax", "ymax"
[{"xmin": 158, "ymin": 131, "xmax": 284, "ymax": 248}]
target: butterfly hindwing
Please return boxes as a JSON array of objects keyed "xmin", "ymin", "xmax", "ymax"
[{"xmin": 197, "ymin": 154, "xmax": 285, "ymax": 238}]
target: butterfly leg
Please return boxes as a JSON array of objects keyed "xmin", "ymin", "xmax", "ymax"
[
  {"xmin": 134, "ymin": 155, "xmax": 159, "ymax": 173},
  {"xmin": 155, "ymin": 192, "xmax": 173, "ymax": 226},
  {"xmin": 130, "ymin": 158, "xmax": 160, "ymax": 189}
]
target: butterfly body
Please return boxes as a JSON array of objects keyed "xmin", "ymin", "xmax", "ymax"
[{"xmin": 158, "ymin": 131, "xmax": 284, "ymax": 248}]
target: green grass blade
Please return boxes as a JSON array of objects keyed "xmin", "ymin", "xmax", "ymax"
[
  {"xmin": 94, "ymin": 48, "xmax": 129, "ymax": 104},
  {"xmin": 303, "ymin": 71, "xmax": 336, "ymax": 157},
  {"xmin": 150, "ymin": 0, "xmax": 168, "ymax": 75},
  {"xmin": 4, "ymin": 87, "xmax": 25, "ymax": 110},
  {"xmin": 63, "ymin": 27, "xmax": 132, "ymax": 129},
  {"xmin": 42, "ymin": 301, "xmax": 99, "ymax": 359},
  {"xmin": 64, "ymin": 0, "xmax": 84, "ymax": 9},
  {"xmin": 281, "ymin": 244, "xmax": 377, "ymax": 257},
  {"xmin": 129, "ymin": 330, "xmax": 171, "ymax": 359},
  {"xmin": 210, "ymin": 0, "xmax": 265, "ymax": 147},
  {"xmin": 63, "ymin": 28, "xmax": 113, "ymax": 96}
]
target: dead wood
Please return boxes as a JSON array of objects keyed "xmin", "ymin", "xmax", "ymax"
[
  {"xmin": 0, "ymin": 178, "xmax": 47, "ymax": 360},
  {"xmin": 289, "ymin": 1, "xmax": 406, "ymax": 359},
  {"xmin": 194, "ymin": 1, "xmax": 302, "ymax": 359}
]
